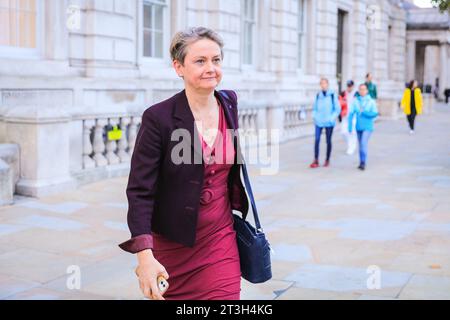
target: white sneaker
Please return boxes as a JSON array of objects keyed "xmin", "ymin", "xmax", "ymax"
[{"xmin": 409, "ymin": 130, "xmax": 414, "ymax": 135}]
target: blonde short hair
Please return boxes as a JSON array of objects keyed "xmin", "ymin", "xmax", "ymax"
[{"xmin": 170, "ymin": 27, "xmax": 224, "ymax": 65}]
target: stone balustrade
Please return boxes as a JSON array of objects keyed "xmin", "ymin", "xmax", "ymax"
[
  {"xmin": 80, "ymin": 116, "xmax": 141, "ymax": 170},
  {"xmin": 0, "ymin": 98, "xmax": 315, "ymax": 200},
  {"xmin": 282, "ymin": 104, "xmax": 314, "ymax": 141},
  {"xmin": 77, "ymin": 100, "xmax": 314, "ymax": 175}
]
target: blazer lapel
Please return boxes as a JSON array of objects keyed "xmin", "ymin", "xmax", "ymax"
[
  {"xmin": 215, "ymin": 90, "xmax": 237, "ymax": 131},
  {"xmin": 215, "ymin": 90, "xmax": 244, "ymax": 166},
  {"xmin": 173, "ymin": 90, "xmax": 203, "ymax": 161}
]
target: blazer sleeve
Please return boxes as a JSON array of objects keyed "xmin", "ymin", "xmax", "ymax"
[{"xmin": 118, "ymin": 109, "xmax": 162, "ymax": 254}]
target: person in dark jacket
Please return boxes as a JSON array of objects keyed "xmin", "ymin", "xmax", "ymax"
[
  {"xmin": 365, "ymin": 73, "xmax": 378, "ymax": 100},
  {"xmin": 119, "ymin": 27, "xmax": 250, "ymax": 300}
]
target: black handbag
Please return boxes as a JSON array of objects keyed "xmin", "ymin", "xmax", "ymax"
[{"xmin": 233, "ymin": 162, "xmax": 272, "ymax": 284}]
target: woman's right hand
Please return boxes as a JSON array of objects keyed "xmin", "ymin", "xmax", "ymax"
[{"xmin": 135, "ymin": 249, "xmax": 169, "ymax": 300}]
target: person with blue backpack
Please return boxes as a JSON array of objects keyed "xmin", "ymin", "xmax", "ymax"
[
  {"xmin": 310, "ymin": 78, "xmax": 341, "ymax": 168},
  {"xmin": 348, "ymin": 83, "xmax": 379, "ymax": 171}
]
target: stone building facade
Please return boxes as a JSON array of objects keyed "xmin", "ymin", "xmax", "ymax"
[{"xmin": 0, "ymin": 0, "xmax": 411, "ymax": 203}]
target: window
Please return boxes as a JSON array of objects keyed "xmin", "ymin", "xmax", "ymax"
[
  {"xmin": 297, "ymin": 0, "xmax": 306, "ymax": 69},
  {"xmin": 242, "ymin": 0, "xmax": 256, "ymax": 65},
  {"xmin": 143, "ymin": 0, "xmax": 166, "ymax": 58},
  {"xmin": 0, "ymin": 0, "xmax": 37, "ymax": 49}
]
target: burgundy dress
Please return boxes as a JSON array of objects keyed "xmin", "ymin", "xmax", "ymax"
[{"xmin": 152, "ymin": 100, "xmax": 241, "ymax": 300}]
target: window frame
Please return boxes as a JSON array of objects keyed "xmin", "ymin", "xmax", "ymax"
[
  {"xmin": 141, "ymin": 0, "xmax": 169, "ymax": 63},
  {"xmin": 241, "ymin": 0, "xmax": 257, "ymax": 68},
  {"xmin": 0, "ymin": 0, "xmax": 44, "ymax": 59}
]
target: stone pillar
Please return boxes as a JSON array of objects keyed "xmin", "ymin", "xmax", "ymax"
[
  {"xmin": 266, "ymin": 103, "xmax": 286, "ymax": 144},
  {"xmin": 439, "ymin": 42, "xmax": 448, "ymax": 98},
  {"xmin": 44, "ymin": 0, "xmax": 69, "ymax": 60},
  {"xmin": 307, "ymin": 0, "xmax": 317, "ymax": 75},
  {"xmin": 170, "ymin": 0, "xmax": 187, "ymax": 36},
  {"xmin": 2, "ymin": 106, "xmax": 75, "ymax": 197},
  {"xmin": 406, "ymin": 40, "xmax": 416, "ymax": 82},
  {"xmin": 256, "ymin": 0, "xmax": 271, "ymax": 73},
  {"xmin": 422, "ymin": 93, "xmax": 434, "ymax": 114}
]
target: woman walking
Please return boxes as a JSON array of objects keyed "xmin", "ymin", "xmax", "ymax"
[
  {"xmin": 338, "ymin": 80, "xmax": 357, "ymax": 155},
  {"xmin": 348, "ymin": 83, "xmax": 379, "ymax": 171},
  {"xmin": 401, "ymin": 80, "xmax": 423, "ymax": 134},
  {"xmin": 119, "ymin": 27, "xmax": 250, "ymax": 300},
  {"xmin": 310, "ymin": 78, "xmax": 341, "ymax": 168}
]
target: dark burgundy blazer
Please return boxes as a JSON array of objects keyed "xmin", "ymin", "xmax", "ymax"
[{"xmin": 119, "ymin": 90, "xmax": 249, "ymax": 253}]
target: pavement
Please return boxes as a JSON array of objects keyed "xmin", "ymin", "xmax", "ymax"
[{"xmin": 0, "ymin": 103, "xmax": 449, "ymax": 300}]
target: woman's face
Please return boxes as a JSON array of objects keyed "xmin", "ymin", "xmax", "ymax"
[
  {"xmin": 174, "ymin": 39, "xmax": 223, "ymax": 93},
  {"xmin": 320, "ymin": 80, "xmax": 329, "ymax": 91},
  {"xmin": 359, "ymin": 85, "xmax": 368, "ymax": 97}
]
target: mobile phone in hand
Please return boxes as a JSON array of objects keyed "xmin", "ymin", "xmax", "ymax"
[{"xmin": 157, "ymin": 275, "xmax": 169, "ymax": 294}]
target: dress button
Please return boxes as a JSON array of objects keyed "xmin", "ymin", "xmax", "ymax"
[
  {"xmin": 207, "ymin": 179, "xmax": 213, "ymax": 185},
  {"xmin": 200, "ymin": 189, "xmax": 214, "ymax": 205},
  {"xmin": 211, "ymin": 170, "xmax": 216, "ymax": 175}
]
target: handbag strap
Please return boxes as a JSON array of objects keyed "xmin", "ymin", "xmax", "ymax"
[
  {"xmin": 219, "ymin": 90, "xmax": 263, "ymax": 232},
  {"xmin": 241, "ymin": 161, "xmax": 263, "ymax": 232}
]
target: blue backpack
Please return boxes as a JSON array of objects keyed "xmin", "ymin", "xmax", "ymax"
[{"xmin": 315, "ymin": 92, "xmax": 335, "ymax": 111}]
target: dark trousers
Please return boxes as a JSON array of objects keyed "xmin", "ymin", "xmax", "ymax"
[
  {"xmin": 407, "ymin": 110, "xmax": 417, "ymax": 130},
  {"xmin": 314, "ymin": 125, "xmax": 334, "ymax": 161}
]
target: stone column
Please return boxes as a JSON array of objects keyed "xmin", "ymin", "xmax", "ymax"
[
  {"xmin": 422, "ymin": 93, "xmax": 434, "ymax": 114},
  {"xmin": 256, "ymin": 0, "xmax": 271, "ymax": 73},
  {"xmin": 44, "ymin": 0, "xmax": 69, "ymax": 60},
  {"xmin": 170, "ymin": 0, "xmax": 187, "ymax": 36},
  {"xmin": 439, "ymin": 42, "xmax": 448, "ymax": 98},
  {"xmin": 406, "ymin": 39, "xmax": 416, "ymax": 82},
  {"xmin": 2, "ymin": 106, "xmax": 75, "ymax": 197},
  {"xmin": 266, "ymin": 103, "xmax": 286, "ymax": 144}
]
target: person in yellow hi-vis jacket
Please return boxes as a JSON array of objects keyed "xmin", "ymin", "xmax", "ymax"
[{"xmin": 401, "ymin": 80, "xmax": 423, "ymax": 135}]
